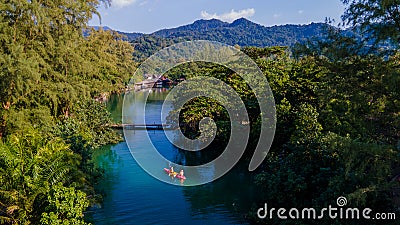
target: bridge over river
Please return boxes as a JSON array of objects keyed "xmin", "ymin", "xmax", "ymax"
[{"xmin": 110, "ymin": 123, "xmax": 173, "ymax": 130}]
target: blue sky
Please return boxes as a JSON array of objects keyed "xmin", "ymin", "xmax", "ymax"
[{"xmin": 90, "ymin": 0, "xmax": 346, "ymax": 33}]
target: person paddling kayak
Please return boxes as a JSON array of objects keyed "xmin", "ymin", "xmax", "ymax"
[
  {"xmin": 176, "ymin": 169, "xmax": 186, "ymax": 179},
  {"xmin": 163, "ymin": 167, "xmax": 185, "ymax": 179},
  {"xmin": 167, "ymin": 166, "xmax": 177, "ymax": 177}
]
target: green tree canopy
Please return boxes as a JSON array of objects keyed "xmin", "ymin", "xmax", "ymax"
[
  {"xmin": 0, "ymin": 0, "xmax": 135, "ymax": 137},
  {"xmin": 0, "ymin": 1, "xmax": 135, "ymax": 224},
  {"xmin": 342, "ymin": 0, "xmax": 400, "ymax": 45}
]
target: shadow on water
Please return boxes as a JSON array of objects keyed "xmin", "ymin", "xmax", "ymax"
[
  {"xmin": 91, "ymin": 144, "xmax": 120, "ymax": 196},
  {"xmin": 89, "ymin": 89, "xmax": 258, "ymax": 224},
  {"xmin": 182, "ymin": 164, "xmax": 258, "ymax": 219}
]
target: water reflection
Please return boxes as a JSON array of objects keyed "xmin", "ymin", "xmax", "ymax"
[
  {"xmin": 90, "ymin": 90, "xmax": 256, "ymax": 224},
  {"xmin": 123, "ymin": 88, "xmax": 248, "ymax": 186}
]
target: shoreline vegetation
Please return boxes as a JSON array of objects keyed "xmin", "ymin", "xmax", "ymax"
[
  {"xmin": 1, "ymin": 0, "xmax": 400, "ymax": 225},
  {"xmin": 0, "ymin": 1, "xmax": 134, "ymax": 224}
]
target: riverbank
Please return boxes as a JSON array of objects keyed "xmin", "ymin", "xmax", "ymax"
[{"xmin": 89, "ymin": 91, "xmax": 259, "ymax": 224}]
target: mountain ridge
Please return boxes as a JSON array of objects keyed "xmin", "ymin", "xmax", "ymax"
[
  {"xmin": 91, "ymin": 18, "xmax": 332, "ymax": 61},
  {"xmin": 93, "ymin": 18, "xmax": 328, "ymax": 43},
  {"xmin": 125, "ymin": 18, "xmax": 330, "ymax": 61}
]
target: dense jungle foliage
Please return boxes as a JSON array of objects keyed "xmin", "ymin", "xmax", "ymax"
[
  {"xmin": 1, "ymin": 0, "xmax": 400, "ymax": 225},
  {"xmin": 0, "ymin": 0, "xmax": 135, "ymax": 224},
  {"xmin": 164, "ymin": 1, "xmax": 400, "ymax": 224}
]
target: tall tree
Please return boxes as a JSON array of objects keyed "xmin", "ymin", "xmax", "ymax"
[
  {"xmin": 0, "ymin": 0, "xmax": 135, "ymax": 137},
  {"xmin": 342, "ymin": 0, "xmax": 400, "ymax": 45},
  {"xmin": 0, "ymin": 1, "xmax": 134, "ymax": 224}
]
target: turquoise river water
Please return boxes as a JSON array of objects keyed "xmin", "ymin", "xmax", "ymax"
[{"xmin": 88, "ymin": 90, "xmax": 259, "ymax": 225}]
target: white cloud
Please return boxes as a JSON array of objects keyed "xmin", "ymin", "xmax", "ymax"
[
  {"xmin": 298, "ymin": 10, "xmax": 304, "ymax": 14},
  {"xmin": 112, "ymin": 0, "xmax": 137, "ymax": 8},
  {"xmin": 200, "ymin": 8, "xmax": 255, "ymax": 22},
  {"xmin": 273, "ymin": 13, "xmax": 281, "ymax": 19}
]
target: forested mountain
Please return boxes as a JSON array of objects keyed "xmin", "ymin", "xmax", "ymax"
[
  {"xmin": 150, "ymin": 18, "xmax": 328, "ymax": 47},
  {"xmin": 118, "ymin": 31, "xmax": 144, "ymax": 41},
  {"xmin": 97, "ymin": 18, "xmax": 329, "ymax": 46},
  {"xmin": 153, "ymin": 18, "xmax": 229, "ymax": 38},
  {"xmin": 99, "ymin": 18, "xmax": 394, "ymax": 62},
  {"xmin": 90, "ymin": 26, "xmax": 144, "ymax": 40},
  {"xmin": 114, "ymin": 18, "xmax": 330, "ymax": 61},
  {"xmin": 121, "ymin": 18, "xmax": 328, "ymax": 44}
]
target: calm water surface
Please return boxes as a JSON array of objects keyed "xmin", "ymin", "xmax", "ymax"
[{"xmin": 90, "ymin": 90, "xmax": 258, "ymax": 225}]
